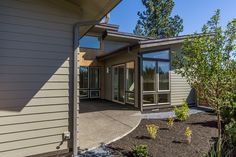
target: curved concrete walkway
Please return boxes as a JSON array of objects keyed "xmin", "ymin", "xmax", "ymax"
[{"xmin": 78, "ymin": 100, "xmax": 141, "ymax": 150}]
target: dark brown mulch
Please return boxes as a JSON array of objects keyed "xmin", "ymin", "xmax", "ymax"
[{"xmin": 108, "ymin": 112, "xmax": 218, "ymax": 157}]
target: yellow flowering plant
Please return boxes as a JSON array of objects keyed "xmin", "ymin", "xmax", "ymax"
[
  {"xmin": 146, "ymin": 124, "xmax": 159, "ymax": 139},
  {"xmin": 184, "ymin": 127, "xmax": 192, "ymax": 144},
  {"xmin": 167, "ymin": 117, "xmax": 174, "ymax": 128}
]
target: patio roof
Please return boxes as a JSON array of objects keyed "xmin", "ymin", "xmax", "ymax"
[{"xmin": 97, "ymin": 35, "xmax": 190, "ymax": 60}]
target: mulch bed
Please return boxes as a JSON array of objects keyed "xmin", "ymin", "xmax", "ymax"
[{"xmin": 107, "ymin": 112, "xmax": 218, "ymax": 157}]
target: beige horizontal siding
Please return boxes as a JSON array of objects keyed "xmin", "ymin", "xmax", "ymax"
[
  {"xmin": 0, "ymin": 0, "xmax": 80, "ymax": 156},
  {"xmin": 0, "ymin": 104, "xmax": 69, "ymax": 116},
  {"xmin": 0, "ymin": 97, "xmax": 69, "ymax": 108},
  {"xmin": 0, "ymin": 112, "xmax": 69, "ymax": 126},
  {"xmin": 0, "ymin": 135, "xmax": 66, "ymax": 152},
  {"xmin": 0, "ymin": 39, "xmax": 72, "ymax": 53},
  {"xmin": 0, "ymin": 126, "xmax": 68, "ymax": 143},
  {"xmin": 0, "ymin": 119, "xmax": 68, "ymax": 134},
  {"xmin": 170, "ymin": 71, "xmax": 195, "ymax": 106},
  {"xmin": 0, "ymin": 82, "xmax": 70, "ymax": 91},
  {"xmin": 0, "ymin": 142, "xmax": 68, "ymax": 157},
  {"xmin": 0, "ymin": 48, "xmax": 72, "ymax": 59},
  {"xmin": 0, "ymin": 31, "xmax": 72, "ymax": 46}
]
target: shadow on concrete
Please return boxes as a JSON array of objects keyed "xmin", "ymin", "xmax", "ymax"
[{"xmin": 79, "ymin": 99, "xmax": 138, "ymax": 114}]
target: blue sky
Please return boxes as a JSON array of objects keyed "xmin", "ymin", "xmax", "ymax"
[{"xmin": 109, "ymin": 0, "xmax": 236, "ymax": 35}]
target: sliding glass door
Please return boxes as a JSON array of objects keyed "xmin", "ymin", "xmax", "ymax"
[{"xmin": 113, "ymin": 65, "xmax": 125, "ymax": 103}]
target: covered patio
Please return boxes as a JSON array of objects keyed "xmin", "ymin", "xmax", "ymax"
[{"xmin": 78, "ymin": 100, "xmax": 141, "ymax": 150}]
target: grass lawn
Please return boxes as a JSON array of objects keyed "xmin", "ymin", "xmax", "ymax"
[{"xmin": 108, "ymin": 112, "xmax": 217, "ymax": 157}]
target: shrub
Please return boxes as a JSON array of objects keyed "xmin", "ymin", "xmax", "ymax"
[
  {"xmin": 174, "ymin": 101, "xmax": 190, "ymax": 121},
  {"xmin": 167, "ymin": 117, "xmax": 174, "ymax": 128},
  {"xmin": 146, "ymin": 124, "xmax": 159, "ymax": 139},
  {"xmin": 225, "ymin": 121, "xmax": 236, "ymax": 146},
  {"xmin": 131, "ymin": 144, "xmax": 148, "ymax": 157}
]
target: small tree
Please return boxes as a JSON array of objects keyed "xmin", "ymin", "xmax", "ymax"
[{"xmin": 173, "ymin": 10, "xmax": 236, "ymax": 156}]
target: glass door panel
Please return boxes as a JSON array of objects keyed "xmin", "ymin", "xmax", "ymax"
[
  {"xmin": 118, "ymin": 66, "xmax": 125, "ymax": 102},
  {"xmin": 113, "ymin": 65, "xmax": 125, "ymax": 103},
  {"xmin": 126, "ymin": 62, "xmax": 135, "ymax": 104}
]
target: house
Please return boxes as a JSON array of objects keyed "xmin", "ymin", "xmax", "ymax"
[
  {"xmin": 79, "ymin": 23, "xmax": 196, "ymax": 111},
  {"xmin": 0, "ymin": 0, "xmax": 120, "ymax": 157}
]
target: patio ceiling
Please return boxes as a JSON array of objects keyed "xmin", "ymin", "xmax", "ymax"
[{"xmin": 68, "ymin": 0, "xmax": 121, "ymax": 37}]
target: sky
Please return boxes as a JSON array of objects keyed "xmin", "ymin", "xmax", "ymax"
[{"xmin": 109, "ymin": 0, "xmax": 236, "ymax": 35}]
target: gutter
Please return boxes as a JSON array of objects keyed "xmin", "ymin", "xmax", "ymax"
[{"xmin": 72, "ymin": 23, "xmax": 79, "ymax": 157}]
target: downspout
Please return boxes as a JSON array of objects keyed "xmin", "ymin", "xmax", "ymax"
[
  {"xmin": 72, "ymin": 23, "xmax": 79, "ymax": 157},
  {"xmin": 72, "ymin": 21, "xmax": 99, "ymax": 157}
]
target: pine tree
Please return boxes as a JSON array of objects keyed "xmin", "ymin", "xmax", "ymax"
[{"xmin": 133, "ymin": 0, "xmax": 183, "ymax": 38}]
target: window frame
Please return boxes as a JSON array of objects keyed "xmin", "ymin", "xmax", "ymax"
[{"xmin": 141, "ymin": 49, "xmax": 171, "ymax": 106}]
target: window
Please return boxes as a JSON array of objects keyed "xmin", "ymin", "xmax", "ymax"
[
  {"xmin": 90, "ymin": 90, "xmax": 100, "ymax": 98},
  {"xmin": 142, "ymin": 61, "xmax": 156, "ymax": 91},
  {"xmin": 141, "ymin": 50, "xmax": 171, "ymax": 107},
  {"xmin": 143, "ymin": 50, "xmax": 169, "ymax": 60},
  {"xmin": 80, "ymin": 36, "xmax": 101, "ymax": 49},
  {"xmin": 158, "ymin": 62, "xmax": 170, "ymax": 91},
  {"xmin": 158, "ymin": 94, "xmax": 170, "ymax": 104},
  {"xmin": 79, "ymin": 66, "xmax": 100, "ymax": 99},
  {"xmin": 143, "ymin": 94, "xmax": 155, "ymax": 105},
  {"xmin": 80, "ymin": 90, "xmax": 89, "ymax": 99}
]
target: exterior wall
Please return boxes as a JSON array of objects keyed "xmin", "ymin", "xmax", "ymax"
[
  {"xmin": 0, "ymin": 0, "xmax": 80, "ymax": 156},
  {"xmin": 103, "ymin": 48, "xmax": 139, "ymax": 108}
]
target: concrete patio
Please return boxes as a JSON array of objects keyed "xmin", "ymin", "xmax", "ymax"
[{"xmin": 78, "ymin": 100, "xmax": 141, "ymax": 150}]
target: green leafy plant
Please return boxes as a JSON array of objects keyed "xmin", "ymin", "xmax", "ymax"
[
  {"xmin": 205, "ymin": 139, "xmax": 235, "ymax": 157},
  {"xmin": 173, "ymin": 101, "xmax": 189, "ymax": 121},
  {"xmin": 132, "ymin": 144, "xmax": 148, "ymax": 157},
  {"xmin": 184, "ymin": 127, "xmax": 192, "ymax": 144},
  {"xmin": 167, "ymin": 117, "xmax": 174, "ymax": 128},
  {"xmin": 225, "ymin": 121, "xmax": 236, "ymax": 145},
  {"xmin": 146, "ymin": 124, "xmax": 159, "ymax": 139}
]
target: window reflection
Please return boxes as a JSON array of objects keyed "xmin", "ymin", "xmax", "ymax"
[
  {"xmin": 158, "ymin": 62, "xmax": 170, "ymax": 90},
  {"xmin": 142, "ymin": 61, "xmax": 156, "ymax": 91},
  {"xmin": 143, "ymin": 50, "xmax": 169, "ymax": 59},
  {"xmin": 80, "ymin": 67, "xmax": 88, "ymax": 89}
]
